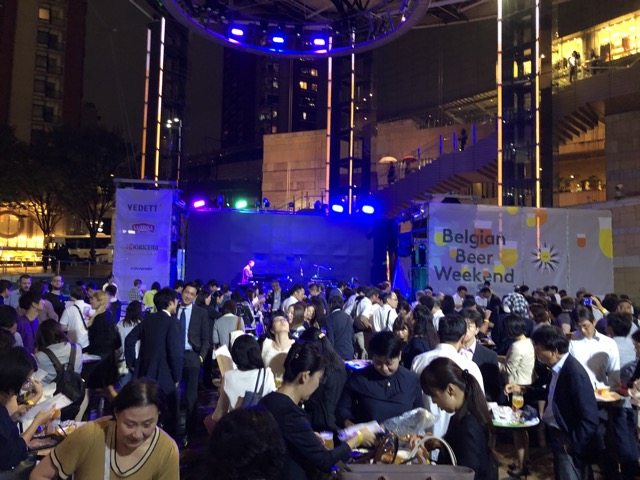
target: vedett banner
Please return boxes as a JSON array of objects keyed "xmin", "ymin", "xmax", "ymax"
[
  {"xmin": 427, "ymin": 203, "xmax": 613, "ymax": 297},
  {"xmin": 113, "ymin": 189, "xmax": 173, "ymax": 293}
]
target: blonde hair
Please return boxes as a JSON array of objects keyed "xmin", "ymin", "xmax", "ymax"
[{"xmin": 89, "ymin": 290, "xmax": 109, "ymax": 325}]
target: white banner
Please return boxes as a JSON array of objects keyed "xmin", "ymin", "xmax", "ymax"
[
  {"xmin": 427, "ymin": 204, "xmax": 613, "ymax": 297},
  {"xmin": 113, "ymin": 189, "xmax": 173, "ymax": 297}
]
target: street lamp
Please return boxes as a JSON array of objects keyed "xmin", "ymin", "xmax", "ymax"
[{"xmin": 166, "ymin": 118, "xmax": 183, "ymax": 187}]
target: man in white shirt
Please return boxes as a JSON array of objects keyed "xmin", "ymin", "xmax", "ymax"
[
  {"xmin": 372, "ymin": 291, "xmax": 398, "ymax": 333},
  {"xmin": 281, "ymin": 284, "xmax": 305, "ymax": 313},
  {"xmin": 412, "ymin": 313, "xmax": 485, "ymax": 437},
  {"xmin": 569, "ymin": 306, "xmax": 620, "ymax": 390},
  {"xmin": 353, "ymin": 287, "xmax": 380, "ymax": 359},
  {"xmin": 59, "ymin": 285, "xmax": 92, "ymax": 348},
  {"xmin": 452, "ymin": 285, "xmax": 467, "ymax": 310}
]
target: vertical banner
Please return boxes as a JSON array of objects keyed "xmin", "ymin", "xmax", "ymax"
[
  {"xmin": 427, "ymin": 204, "xmax": 613, "ymax": 297},
  {"xmin": 113, "ymin": 189, "xmax": 173, "ymax": 296}
]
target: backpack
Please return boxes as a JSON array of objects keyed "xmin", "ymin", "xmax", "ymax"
[
  {"xmin": 43, "ymin": 344, "xmax": 86, "ymax": 419},
  {"xmin": 236, "ymin": 302, "xmax": 254, "ymax": 327}
]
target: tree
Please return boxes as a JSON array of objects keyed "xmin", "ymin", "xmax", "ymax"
[
  {"xmin": 0, "ymin": 126, "xmax": 66, "ymax": 244},
  {"xmin": 50, "ymin": 127, "xmax": 130, "ymax": 263}
]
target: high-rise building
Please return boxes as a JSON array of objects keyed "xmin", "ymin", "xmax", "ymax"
[
  {"xmin": 221, "ymin": 53, "xmax": 328, "ymax": 149},
  {"xmin": 0, "ymin": 0, "xmax": 87, "ymax": 142}
]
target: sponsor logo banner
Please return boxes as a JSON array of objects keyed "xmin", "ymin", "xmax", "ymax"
[{"xmin": 113, "ymin": 190, "xmax": 172, "ymax": 292}]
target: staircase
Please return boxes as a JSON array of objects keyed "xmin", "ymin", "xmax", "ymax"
[{"xmin": 376, "ymin": 131, "xmax": 498, "ymax": 218}]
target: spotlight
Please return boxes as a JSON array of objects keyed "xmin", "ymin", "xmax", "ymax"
[
  {"xmin": 362, "ymin": 205, "xmax": 375, "ymax": 214},
  {"xmin": 331, "ymin": 204, "xmax": 344, "ymax": 213},
  {"xmin": 262, "ymin": 197, "xmax": 270, "ymax": 208},
  {"xmin": 312, "ymin": 37, "xmax": 326, "ymax": 47},
  {"xmin": 271, "ymin": 34, "xmax": 285, "ymax": 44},
  {"xmin": 230, "ymin": 27, "xmax": 244, "ymax": 37},
  {"xmin": 192, "ymin": 199, "xmax": 206, "ymax": 209},
  {"xmin": 235, "ymin": 199, "xmax": 248, "ymax": 209}
]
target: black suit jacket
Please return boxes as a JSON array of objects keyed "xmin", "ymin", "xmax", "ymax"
[
  {"xmin": 323, "ymin": 310, "xmax": 354, "ymax": 360},
  {"xmin": 125, "ymin": 311, "xmax": 183, "ymax": 394},
  {"xmin": 549, "ymin": 354, "xmax": 600, "ymax": 459},
  {"xmin": 472, "ymin": 343, "xmax": 502, "ymax": 403},
  {"xmin": 178, "ymin": 303, "xmax": 210, "ymax": 357}
]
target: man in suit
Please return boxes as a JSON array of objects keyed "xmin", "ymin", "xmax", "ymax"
[
  {"xmin": 125, "ymin": 287, "xmax": 183, "ymax": 438},
  {"xmin": 177, "ymin": 282, "xmax": 210, "ymax": 445},
  {"xmin": 508, "ymin": 325, "xmax": 599, "ymax": 480},
  {"xmin": 321, "ymin": 295, "xmax": 354, "ymax": 360},
  {"xmin": 460, "ymin": 307, "xmax": 502, "ymax": 403}
]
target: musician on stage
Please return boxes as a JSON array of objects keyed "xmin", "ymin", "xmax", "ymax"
[{"xmin": 241, "ymin": 260, "xmax": 255, "ymax": 284}]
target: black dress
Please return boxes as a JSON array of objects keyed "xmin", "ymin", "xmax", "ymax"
[
  {"xmin": 82, "ymin": 310, "xmax": 120, "ymax": 389},
  {"xmin": 0, "ymin": 405, "xmax": 28, "ymax": 471},
  {"xmin": 303, "ymin": 365, "xmax": 347, "ymax": 432},
  {"xmin": 260, "ymin": 392, "xmax": 352, "ymax": 480},
  {"xmin": 441, "ymin": 405, "xmax": 498, "ymax": 480}
]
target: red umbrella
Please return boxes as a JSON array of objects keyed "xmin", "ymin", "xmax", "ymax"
[{"xmin": 403, "ymin": 155, "xmax": 418, "ymax": 163}]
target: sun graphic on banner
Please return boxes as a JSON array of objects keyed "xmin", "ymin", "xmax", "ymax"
[{"xmin": 531, "ymin": 243, "xmax": 560, "ymax": 272}]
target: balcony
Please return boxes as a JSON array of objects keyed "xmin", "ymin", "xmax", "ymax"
[{"xmin": 553, "ymin": 189, "xmax": 606, "ymax": 207}]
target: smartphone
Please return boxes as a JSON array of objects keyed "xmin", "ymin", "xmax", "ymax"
[{"xmin": 584, "ymin": 298, "xmax": 592, "ymax": 306}]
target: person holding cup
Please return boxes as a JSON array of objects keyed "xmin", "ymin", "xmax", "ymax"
[
  {"xmin": 260, "ymin": 342, "xmax": 376, "ymax": 480},
  {"xmin": 0, "ymin": 346, "xmax": 56, "ymax": 471}
]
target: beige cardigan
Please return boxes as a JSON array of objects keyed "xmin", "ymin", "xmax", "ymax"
[{"xmin": 500, "ymin": 337, "xmax": 536, "ymax": 385}]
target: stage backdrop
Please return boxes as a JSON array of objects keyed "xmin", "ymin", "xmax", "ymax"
[
  {"xmin": 185, "ymin": 210, "xmax": 385, "ymax": 287},
  {"xmin": 113, "ymin": 189, "xmax": 173, "ymax": 292}
]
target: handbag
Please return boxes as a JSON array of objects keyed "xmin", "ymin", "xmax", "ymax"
[
  {"xmin": 339, "ymin": 436, "xmax": 475, "ymax": 480},
  {"xmin": 337, "ymin": 463, "xmax": 475, "ymax": 480},
  {"xmin": 241, "ymin": 368, "xmax": 266, "ymax": 408}
]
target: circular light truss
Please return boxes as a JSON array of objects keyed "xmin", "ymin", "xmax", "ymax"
[{"xmin": 163, "ymin": 0, "xmax": 431, "ymax": 58}]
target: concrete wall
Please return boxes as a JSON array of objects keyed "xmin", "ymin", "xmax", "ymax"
[
  {"xmin": 606, "ymin": 110, "xmax": 640, "ymax": 199},
  {"xmin": 262, "ymin": 130, "xmax": 328, "ymax": 210}
]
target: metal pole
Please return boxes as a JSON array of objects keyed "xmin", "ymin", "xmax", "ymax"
[{"xmin": 177, "ymin": 119, "xmax": 182, "ymax": 188}]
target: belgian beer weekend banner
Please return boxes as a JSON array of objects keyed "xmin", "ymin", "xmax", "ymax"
[{"xmin": 427, "ymin": 203, "xmax": 614, "ymax": 297}]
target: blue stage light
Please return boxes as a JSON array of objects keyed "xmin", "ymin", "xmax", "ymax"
[
  {"xmin": 362, "ymin": 205, "xmax": 375, "ymax": 214},
  {"xmin": 331, "ymin": 204, "xmax": 344, "ymax": 213}
]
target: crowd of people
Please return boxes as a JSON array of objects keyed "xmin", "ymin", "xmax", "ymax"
[{"xmin": 0, "ymin": 273, "xmax": 639, "ymax": 480}]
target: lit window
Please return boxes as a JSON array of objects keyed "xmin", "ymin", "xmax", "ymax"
[
  {"xmin": 271, "ymin": 125, "xmax": 278, "ymax": 133},
  {"xmin": 272, "ymin": 80, "xmax": 279, "ymax": 89},
  {"xmin": 310, "ymin": 83, "xmax": 318, "ymax": 92},
  {"xmin": 299, "ymin": 81, "xmax": 308, "ymax": 90},
  {"xmin": 310, "ymin": 69, "xmax": 318, "ymax": 77},
  {"xmin": 38, "ymin": 7, "xmax": 50, "ymax": 21},
  {"xmin": 272, "ymin": 110, "xmax": 278, "ymax": 118},
  {"xmin": 302, "ymin": 112, "xmax": 307, "ymax": 120}
]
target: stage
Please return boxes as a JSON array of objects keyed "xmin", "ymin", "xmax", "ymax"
[{"xmin": 185, "ymin": 209, "xmax": 393, "ymax": 288}]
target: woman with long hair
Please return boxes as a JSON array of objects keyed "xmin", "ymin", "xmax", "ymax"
[
  {"xmin": 30, "ymin": 379, "xmax": 179, "ymax": 479},
  {"xmin": 288, "ymin": 302, "xmax": 307, "ymax": 339},
  {"xmin": 82, "ymin": 291, "xmax": 120, "ymax": 397},
  {"xmin": 116, "ymin": 301, "xmax": 144, "ymax": 387},
  {"xmin": 35, "ymin": 319, "xmax": 82, "ymax": 384},
  {"xmin": 402, "ymin": 304, "xmax": 438, "ymax": 368},
  {"xmin": 420, "ymin": 357, "xmax": 498, "ymax": 480},
  {"xmin": 261, "ymin": 315, "xmax": 295, "ymax": 377},
  {"xmin": 260, "ymin": 342, "xmax": 376, "ymax": 480},
  {"xmin": 299, "ymin": 328, "xmax": 347, "ymax": 432}
]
